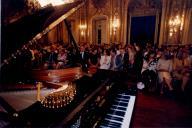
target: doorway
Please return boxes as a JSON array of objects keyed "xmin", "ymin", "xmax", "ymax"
[
  {"xmin": 130, "ymin": 16, "xmax": 156, "ymax": 47},
  {"xmin": 92, "ymin": 16, "xmax": 108, "ymax": 44}
]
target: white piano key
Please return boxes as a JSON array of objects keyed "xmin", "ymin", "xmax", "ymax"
[
  {"xmin": 117, "ymin": 93, "xmax": 129, "ymax": 96},
  {"xmin": 105, "ymin": 118, "xmax": 122, "ymax": 124},
  {"xmin": 115, "ymin": 97, "xmax": 129, "ymax": 101},
  {"xmin": 110, "ymin": 108, "xmax": 126, "ymax": 113},
  {"xmin": 121, "ymin": 95, "xmax": 136, "ymax": 128},
  {"xmin": 114, "ymin": 100, "xmax": 129, "ymax": 104},
  {"xmin": 100, "ymin": 126, "xmax": 110, "ymax": 128},
  {"xmin": 107, "ymin": 114, "xmax": 124, "ymax": 119},
  {"xmin": 102, "ymin": 119, "xmax": 122, "ymax": 127},
  {"xmin": 112, "ymin": 105, "xmax": 127, "ymax": 109}
]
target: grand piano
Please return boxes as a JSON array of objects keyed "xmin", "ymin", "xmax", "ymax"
[
  {"xmin": 0, "ymin": 69, "xmax": 137, "ymax": 127},
  {"xmin": 0, "ymin": 1, "xmax": 137, "ymax": 127}
]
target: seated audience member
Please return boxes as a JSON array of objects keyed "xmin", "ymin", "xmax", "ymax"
[
  {"xmin": 157, "ymin": 53, "xmax": 173, "ymax": 93},
  {"xmin": 181, "ymin": 51, "xmax": 191, "ymax": 91},
  {"xmin": 115, "ymin": 47, "xmax": 129, "ymax": 71},
  {"xmin": 141, "ymin": 52, "xmax": 158, "ymax": 91},
  {"xmin": 109, "ymin": 49, "xmax": 117, "ymax": 70},
  {"xmin": 56, "ymin": 49, "xmax": 68, "ymax": 69},
  {"xmin": 115, "ymin": 48, "xmax": 125, "ymax": 71},
  {"xmin": 189, "ymin": 45, "xmax": 192, "ymax": 66},
  {"xmin": 99, "ymin": 49, "xmax": 111, "ymax": 70},
  {"xmin": 43, "ymin": 46, "xmax": 58, "ymax": 69},
  {"xmin": 89, "ymin": 49, "xmax": 100, "ymax": 68},
  {"xmin": 127, "ymin": 45, "xmax": 135, "ymax": 68}
]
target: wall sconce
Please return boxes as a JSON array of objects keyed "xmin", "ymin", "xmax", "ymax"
[
  {"xmin": 112, "ymin": 16, "xmax": 120, "ymax": 33},
  {"xmin": 111, "ymin": 14, "xmax": 120, "ymax": 43},
  {"xmin": 79, "ymin": 24, "xmax": 87, "ymax": 40},
  {"xmin": 168, "ymin": 14, "xmax": 184, "ymax": 37}
]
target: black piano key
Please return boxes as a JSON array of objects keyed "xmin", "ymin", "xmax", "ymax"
[
  {"xmin": 101, "ymin": 123, "xmax": 120, "ymax": 128},
  {"xmin": 115, "ymin": 98, "xmax": 130, "ymax": 102},
  {"xmin": 111, "ymin": 106, "xmax": 127, "ymax": 111},
  {"xmin": 119, "ymin": 92, "xmax": 129, "ymax": 95},
  {"xmin": 100, "ymin": 125, "xmax": 109, "ymax": 128},
  {"xmin": 115, "ymin": 99, "xmax": 129, "ymax": 104},
  {"xmin": 113, "ymin": 102, "xmax": 128, "ymax": 107},
  {"xmin": 105, "ymin": 115, "xmax": 124, "ymax": 122},
  {"xmin": 102, "ymin": 120, "xmax": 122, "ymax": 127},
  {"xmin": 117, "ymin": 93, "xmax": 129, "ymax": 96},
  {"xmin": 108, "ymin": 110, "xmax": 125, "ymax": 117},
  {"xmin": 115, "ymin": 111, "xmax": 125, "ymax": 117},
  {"xmin": 110, "ymin": 108, "xmax": 126, "ymax": 113},
  {"xmin": 100, "ymin": 123, "xmax": 120, "ymax": 128},
  {"xmin": 116, "ymin": 95, "xmax": 130, "ymax": 100}
]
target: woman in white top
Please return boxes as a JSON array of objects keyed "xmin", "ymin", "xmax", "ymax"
[
  {"xmin": 157, "ymin": 53, "xmax": 173, "ymax": 92},
  {"xmin": 99, "ymin": 49, "xmax": 111, "ymax": 70}
]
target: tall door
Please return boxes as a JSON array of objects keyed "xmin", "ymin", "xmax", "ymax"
[
  {"xmin": 95, "ymin": 19, "xmax": 107, "ymax": 44},
  {"xmin": 130, "ymin": 16, "xmax": 156, "ymax": 47},
  {"xmin": 98, "ymin": 29, "xmax": 101, "ymax": 44}
]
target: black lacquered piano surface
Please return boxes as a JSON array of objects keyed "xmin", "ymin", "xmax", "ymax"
[{"xmin": 0, "ymin": 69, "xmax": 137, "ymax": 127}]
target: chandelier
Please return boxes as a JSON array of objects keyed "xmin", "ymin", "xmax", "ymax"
[{"xmin": 168, "ymin": 14, "xmax": 184, "ymax": 37}]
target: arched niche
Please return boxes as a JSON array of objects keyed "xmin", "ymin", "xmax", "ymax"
[
  {"xmin": 90, "ymin": 15, "xmax": 109, "ymax": 44},
  {"xmin": 127, "ymin": 0, "xmax": 161, "ymax": 46}
]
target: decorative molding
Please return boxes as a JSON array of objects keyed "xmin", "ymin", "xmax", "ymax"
[
  {"xmin": 128, "ymin": 0, "xmax": 161, "ymax": 13},
  {"xmin": 91, "ymin": 0, "xmax": 108, "ymax": 10}
]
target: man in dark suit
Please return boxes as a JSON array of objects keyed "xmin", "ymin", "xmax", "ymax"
[
  {"xmin": 79, "ymin": 46, "xmax": 89, "ymax": 71},
  {"xmin": 115, "ymin": 48, "xmax": 129, "ymax": 71}
]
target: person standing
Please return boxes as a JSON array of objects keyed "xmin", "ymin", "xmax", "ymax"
[{"xmin": 79, "ymin": 46, "xmax": 89, "ymax": 71}]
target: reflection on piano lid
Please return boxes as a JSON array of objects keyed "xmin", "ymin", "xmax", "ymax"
[
  {"xmin": 0, "ymin": 88, "xmax": 55, "ymax": 111},
  {"xmin": 99, "ymin": 92, "xmax": 136, "ymax": 128}
]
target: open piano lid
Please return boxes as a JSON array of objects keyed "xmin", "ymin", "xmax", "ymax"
[{"xmin": 1, "ymin": 0, "xmax": 84, "ymax": 59}]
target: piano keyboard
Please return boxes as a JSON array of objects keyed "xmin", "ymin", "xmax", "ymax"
[{"xmin": 99, "ymin": 92, "xmax": 136, "ymax": 128}]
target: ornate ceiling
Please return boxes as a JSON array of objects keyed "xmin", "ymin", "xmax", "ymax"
[
  {"xmin": 91, "ymin": 0, "xmax": 108, "ymax": 9},
  {"xmin": 128, "ymin": 0, "xmax": 162, "ymax": 12}
]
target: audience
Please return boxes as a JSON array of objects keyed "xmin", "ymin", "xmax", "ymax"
[{"xmin": 4, "ymin": 39, "xmax": 192, "ymax": 96}]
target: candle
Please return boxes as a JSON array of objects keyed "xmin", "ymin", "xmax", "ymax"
[{"xmin": 37, "ymin": 82, "xmax": 42, "ymax": 101}]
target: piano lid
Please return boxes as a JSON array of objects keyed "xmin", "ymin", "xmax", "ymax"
[{"xmin": 1, "ymin": 0, "xmax": 84, "ymax": 60}]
